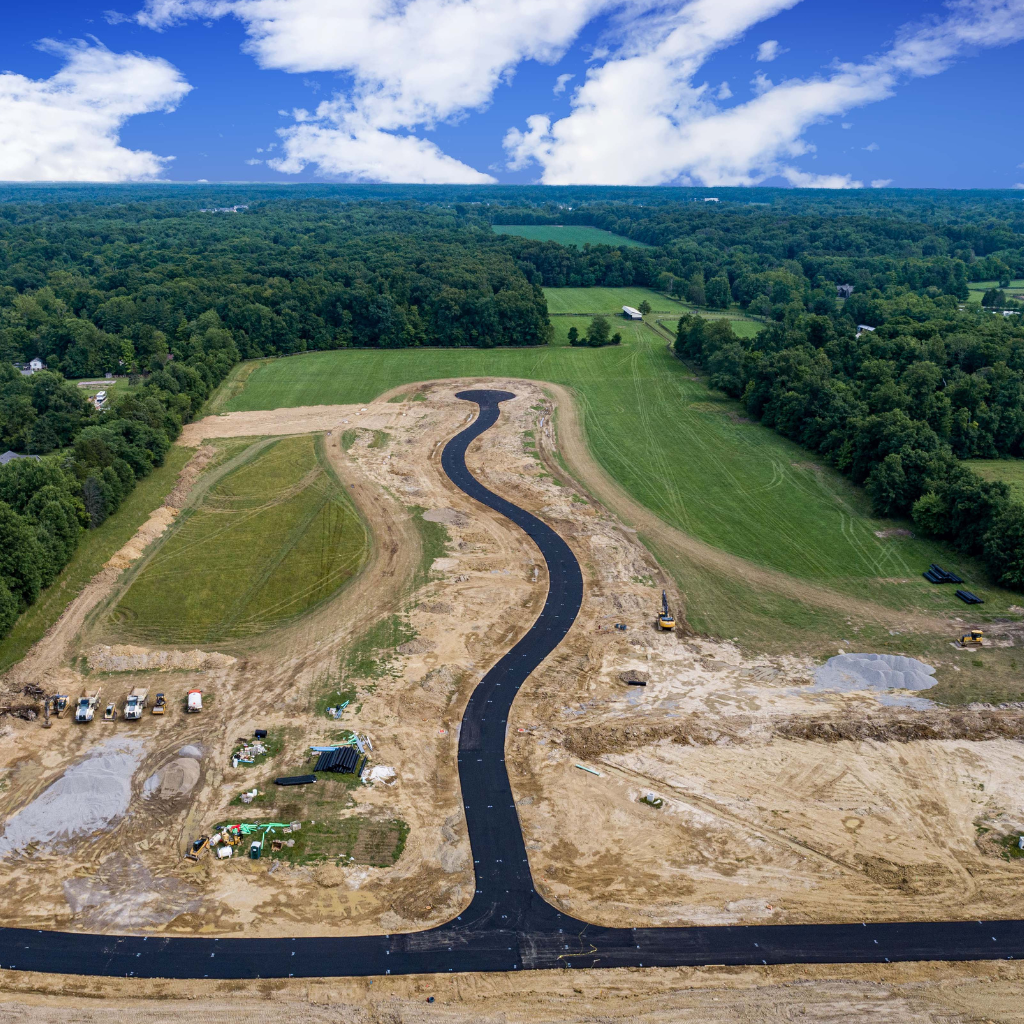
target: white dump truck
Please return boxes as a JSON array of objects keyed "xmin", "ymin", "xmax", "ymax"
[
  {"xmin": 74, "ymin": 690, "xmax": 100, "ymax": 723},
  {"xmin": 123, "ymin": 687, "xmax": 149, "ymax": 720},
  {"xmin": 186, "ymin": 689, "xmax": 203, "ymax": 713}
]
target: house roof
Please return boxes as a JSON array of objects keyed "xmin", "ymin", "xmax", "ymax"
[{"xmin": 0, "ymin": 451, "xmax": 41, "ymax": 466}]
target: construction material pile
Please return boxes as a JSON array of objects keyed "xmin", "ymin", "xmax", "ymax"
[
  {"xmin": 314, "ymin": 745, "xmax": 361, "ymax": 773},
  {"xmin": 923, "ymin": 563, "xmax": 962, "ymax": 585},
  {"xmin": 810, "ymin": 653, "xmax": 937, "ymax": 696}
]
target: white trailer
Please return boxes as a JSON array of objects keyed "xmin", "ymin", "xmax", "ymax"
[
  {"xmin": 186, "ymin": 689, "xmax": 203, "ymax": 713},
  {"xmin": 123, "ymin": 687, "xmax": 149, "ymax": 720}
]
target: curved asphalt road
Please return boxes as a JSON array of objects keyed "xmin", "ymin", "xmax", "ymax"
[{"xmin": 0, "ymin": 388, "xmax": 1021, "ymax": 978}]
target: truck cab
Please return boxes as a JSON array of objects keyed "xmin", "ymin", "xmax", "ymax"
[
  {"xmin": 123, "ymin": 688, "xmax": 149, "ymax": 720},
  {"xmin": 74, "ymin": 691, "xmax": 99, "ymax": 723}
]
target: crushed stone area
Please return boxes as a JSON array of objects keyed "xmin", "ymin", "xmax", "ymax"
[{"xmin": 0, "ymin": 739, "xmax": 143, "ymax": 858}]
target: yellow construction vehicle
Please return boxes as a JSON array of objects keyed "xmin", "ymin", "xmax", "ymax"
[
  {"xmin": 152, "ymin": 693, "xmax": 166, "ymax": 715},
  {"xmin": 185, "ymin": 835, "xmax": 210, "ymax": 862},
  {"xmin": 657, "ymin": 590, "xmax": 675, "ymax": 631},
  {"xmin": 958, "ymin": 629, "xmax": 984, "ymax": 648}
]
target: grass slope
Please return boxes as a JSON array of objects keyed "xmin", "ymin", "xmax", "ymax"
[
  {"xmin": 492, "ymin": 225, "xmax": 650, "ymax": 248},
  {"xmin": 110, "ymin": 434, "xmax": 368, "ymax": 645},
  {"xmin": 0, "ymin": 446, "xmax": 192, "ymax": 674},
  {"xmin": 970, "ymin": 459, "xmax": 1024, "ymax": 502},
  {"xmin": 967, "ymin": 280, "xmax": 1024, "ymax": 304}
]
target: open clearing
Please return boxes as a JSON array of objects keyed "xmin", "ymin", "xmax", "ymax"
[
  {"xmin": 491, "ymin": 224, "xmax": 650, "ymax": 247},
  {"xmin": 108, "ymin": 434, "xmax": 368, "ymax": 645},
  {"xmin": 967, "ymin": 278, "xmax": 1024, "ymax": 303},
  {"xmin": 217, "ymin": 311, "xmax": 1023, "ymax": 697},
  {"xmin": 970, "ymin": 457, "xmax": 1024, "ymax": 501},
  {"xmin": 545, "ymin": 286, "xmax": 687, "ymax": 314}
]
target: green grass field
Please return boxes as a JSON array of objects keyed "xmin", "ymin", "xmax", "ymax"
[
  {"xmin": 967, "ymin": 280, "xmax": 1024, "ymax": 304},
  {"xmin": 969, "ymin": 458, "xmax": 1024, "ymax": 502},
  {"xmin": 492, "ymin": 225, "xmax": 649, "ymax": 248},
  {"xmin": 109, "ymin": 434, "xmax": 368, "ymax": 645},
  {"xmin": 220, "ymin": 320, "xmax": 1018, "ymax": 608},
  {"xmin": 544, "ymin": 287, "xmax": 688, "ymax": 315},
  {"xmin": 0, "ymin": 447, "xmax": 193, "ymax": 674}
]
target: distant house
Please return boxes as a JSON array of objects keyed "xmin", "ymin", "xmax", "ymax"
[
  {"xmin": 0, "ymin": 451, "xmax": 41, "ymax": 466},
  {"xmin": 622, "ymin": 306, "xmax": 643, "ymax": 320},
  {"xmin": 856, "ymin": 324, "xmax": 876, "ymax": 338},
  {"xmin": 13, "ymin": 357, "xmax": 45, "ymax": 376},
  {"xmin": 836, "ymin": 284, "xmax": 854, "ymax": 299},
  {"xmin": 703, "ymin": 197, "xmax": 720, "ymax": 203}
]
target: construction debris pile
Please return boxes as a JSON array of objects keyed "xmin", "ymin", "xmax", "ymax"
[
  {"xmin": 187, "ymin": 820, "xmax": 303, "ymax": 863},
  {"xmin": 232, "ymin": 741, "xmax": 266, "ymax": 767}
]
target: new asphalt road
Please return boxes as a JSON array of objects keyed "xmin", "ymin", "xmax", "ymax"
[{"xmin": 0, "ymin": 388, "xmax": 1020, "ymax": 978}]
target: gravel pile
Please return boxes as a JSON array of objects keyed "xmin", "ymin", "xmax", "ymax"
[
  {"xmin": 0, "ymin": 738, "xmax": 143, "ymax": 857},
  {"xmin": 809, "ymin": 653, "xmax": 937, "ymax": 701}
]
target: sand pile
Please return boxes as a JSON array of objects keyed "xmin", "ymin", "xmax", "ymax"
[
  {"xmin": 809, "ymin": 653, "xmax": 937, "ymax": 699},
  {"xmin": 104, "ymin": 507, "xmax": 178, "ymax": 570},
  {"xmin": 143, "ymin": 746, "xmax": 202, "ymax": 800},
  {"xmin": 89, "ymin": 644, "xmax": 235, "ymax": 672},
  {"xmin": 0, "ymin": 738, "xmax": 143, "ymax": 857}
]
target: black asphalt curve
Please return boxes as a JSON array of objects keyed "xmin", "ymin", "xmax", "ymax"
[{"xmin": 1, "ymin": 388, "xmax": 1021, "ymax": 978}]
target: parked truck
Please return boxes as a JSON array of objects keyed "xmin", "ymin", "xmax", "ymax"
[
  {"xmin": 123, "ymin": 687, "xmax": 149, "ymax": 720},
  {"xmin": 74, "ymin": 690, "xmax": 100, "ymax": 723}
]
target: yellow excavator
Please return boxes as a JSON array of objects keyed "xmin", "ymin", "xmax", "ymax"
[
  {"xmin": 958, "ymin": 629, "xmax": 983, "ymax": 648},
  {"xmin": 657, "ymin": 591, "xmax": 675, "ymax": 631}
]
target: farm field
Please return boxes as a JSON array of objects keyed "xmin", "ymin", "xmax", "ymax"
[
  {"xmin": 108, "ymin": 434, "xmax": 368, "ymax": 645},
  {"xmin": 217, "ymin": 316, "xmax": 1022, "ymax": 675},
  {"xmin": 492, "ymin": 224, "xmax": 649, "ymax": 247},
  {"xmin": 970, "ymin": 458, "xmax": 1024, "ymax": 501}
]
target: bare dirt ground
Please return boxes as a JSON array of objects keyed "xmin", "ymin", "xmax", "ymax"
[
  {"xmin": 3, "ymin": 960, "xmax": 1024, "ymax": 1023},
  {"xmin": 0, "ymin": 377, "xmax": 1022, "ymax": 969}
]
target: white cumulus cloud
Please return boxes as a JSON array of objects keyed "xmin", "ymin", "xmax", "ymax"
[
  {"xmin": 133, "ymin": 0, "xmax": 615, "ymax": 182},
  {"xmin": 0, "ymin": 39, "xmax": 190, "ymax": 181},
  {"xmin": 756, "ymin": 39, "xmax": 787, "ymax": 61},
  {"xmin": 505, "ymin": 0, "xmax": 1024, "ymax": 185},
  {"xmin": 554, "ymin": 73, "xmax": 576, "ymax": 95},
  {"xmin": 130, "ymin": 0, "xmax": 1024, "ymax": 186},
  {"xmin": 871, "ymin": 178, "xmax": 893, "ymax": 187}
]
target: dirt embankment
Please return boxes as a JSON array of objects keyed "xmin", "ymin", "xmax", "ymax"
[{"xmin": 563, "ymin": 708, "xmax": 1024, "ymax": 759}]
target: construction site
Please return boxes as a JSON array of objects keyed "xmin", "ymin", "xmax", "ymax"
[{"xmin": 0, "ymin": 379, "xmax": 1022, "ymax": 1016}]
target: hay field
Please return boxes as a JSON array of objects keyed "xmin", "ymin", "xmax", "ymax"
[
  {"xmin": 109, "ymin": 434, "xmax": 367, "ymax": 645},
  {"xmin": 491, "ymin": 224, "xmax": 649, "ymax": 247}
]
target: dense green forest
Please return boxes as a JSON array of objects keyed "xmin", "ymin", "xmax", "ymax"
[{"xmin": 1, "ymin": 184, "xmax": 1023, "ymax": 640}]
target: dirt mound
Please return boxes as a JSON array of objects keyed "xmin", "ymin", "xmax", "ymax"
[
  {"xmin": 105, "ymin": 508, "xmax": 178, "ymax": 571},
  {"xmin": 164, "ymin": 444, "xmax": 216, "ymax": 509},
  {"xmin": 143, "ymin": 757, "xmax": 201, "ymax": 800},
  {"xmin": 563, "ymin": 709, "xmax": 1024, "ymax": 759},
  {"xmin": 397, "ymin": 638, "xmax": 435, "ymax": 656},
  {"xmin": 89, "ymin": 644, "xmax": 236, "ymax": 672},
  {"xmin": 422, "ymin": 508, "xmax": 468, "ymax": 527},
  {"xmin": 619, "ymin": 670, "xmax": 649, "ymax": 685}
]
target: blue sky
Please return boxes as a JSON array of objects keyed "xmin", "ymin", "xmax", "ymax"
[{"xmin": 1, "ymin": 0, "xmax": 1022, "ymax": 187}]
